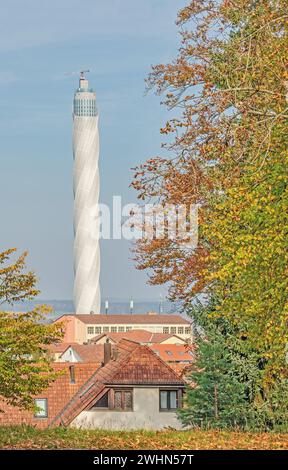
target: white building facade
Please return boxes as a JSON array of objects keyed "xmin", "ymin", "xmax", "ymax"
[
  {"xmin": 73, "ymin": 73, "xmax": 101, "ymax": 314},
  {"xmin": 72, "ymin": 386, "xmax": 183, "ymax": 431}
]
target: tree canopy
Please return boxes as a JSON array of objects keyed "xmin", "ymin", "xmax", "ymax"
[
  {"xmin": 0, "ymin": 248, "xmax": 63, "ymax": 409},
  {"xmin": 132, "ymin": 0, "xmax": 288, "ymax": 380}
]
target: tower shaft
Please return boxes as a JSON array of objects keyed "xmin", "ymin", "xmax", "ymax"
[{"xmin": 73, "ymin": 76, "xmax": 100, "ymax": 314}]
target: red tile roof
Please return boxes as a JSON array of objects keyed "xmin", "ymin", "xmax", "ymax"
[
  {"xmin": 50, "ymin": 339, "xmax": 185, "ymax": 427},
  {"xmin": 90, "ymin": 329, "xmax": 185, "ymax": 345},
  {"xmin": 46, "ymin": 342, "xmax": 78, "ymax": 353},
  {"xmin": 0, "ymin": 363, "xmax": 99, "ymax": 429},
  {"xmin": 108, "ymin": 343, "xmax": 186, "ymax": 385},
  {"xmin": 56, "ymin": 313, "xmax": 190, "ymax": 325},
  {"xmin": 149, "ymin": 344, "xmax": 195, "ymax": 362},
  {"xmin": 61, "ymin": 344, "xmax": 105, "ymax": 363}
]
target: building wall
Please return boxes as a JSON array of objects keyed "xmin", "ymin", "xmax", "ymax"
[
  {"xmin": 85, "ymin": 324, "xmax": 192, "ymax": 342},
  {"xmin": 55, "ymin": 316, "xmax": 192, "ymax": 345},
  {"xmin": 75, "ymin": 318, "xmax": 86, "ymax": 343},
  {"xmin": 55, "ymin": 316, "xmax": 86, "ymax": 343},
  {"xmin": 55, "ymin": 316, "xmax": 76, "ymax": 343},
  {"xmin": 71, "ymin": 387, "xmax": 183, "ymax": 431}
]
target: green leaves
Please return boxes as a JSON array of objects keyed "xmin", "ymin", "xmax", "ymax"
[
  {"xmin": 132, "ymin": 0, "xmax": 288, "ymax": 381},
  {"xmin": 0, "ymin": 249, "xmax": 63, "ymax": 409},
  {"xmin": 180, "ymin": 301, "xmax": 288, "ymax": 431}
]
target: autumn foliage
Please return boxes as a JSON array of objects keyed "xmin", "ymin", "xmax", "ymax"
[
  {"xmin": 0, "ymin": 425, "xmax": 287, "ymax": 450},
  {"xmin": 132, "ymin": 1, "xmax": 288, "ymax": 378}
]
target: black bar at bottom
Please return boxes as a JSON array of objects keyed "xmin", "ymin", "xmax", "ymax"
[{"xmin": 0, "ymin": 449, "xmax": 286, "ymax": 467}]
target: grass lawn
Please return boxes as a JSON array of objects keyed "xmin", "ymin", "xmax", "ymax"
[{"xmin": 0, "ymin": 426, "xmax": 287, "ymax": 450}]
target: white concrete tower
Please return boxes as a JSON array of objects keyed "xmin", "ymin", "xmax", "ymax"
[{"xmin": 73, "ymin": 72, "xmax": 100, "ymax": 314}]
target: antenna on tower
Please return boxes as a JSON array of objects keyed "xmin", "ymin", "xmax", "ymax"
[
  {"xmin": 79, "ymin": 69, "xmax": 90, "ymax": 79},
  {"xmin": 65, "ymin": 69, "xmax": 90, "ymax": 78}
]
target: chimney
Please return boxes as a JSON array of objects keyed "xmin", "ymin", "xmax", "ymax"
[
  {"xmin": 104, "ymin": 339, "xmax": 112, "ymax": 365},
  {"xmin": 112, "ymin": 347, "xmax": 119, "ymax": 361}
]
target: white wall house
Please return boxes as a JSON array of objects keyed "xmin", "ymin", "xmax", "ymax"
[
  {"xmin": 72, "ymin": 386, "xmax": 183, "ymax": 431},
  {"xmin": 48, "ymin": 339, "xmax": 186, "ymax": 431}
]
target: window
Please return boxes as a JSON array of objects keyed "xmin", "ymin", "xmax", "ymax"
[
  {"xmin": 34, "ymin": 398, "xmax": 48, "ymax": 418},
  {"xmin": 113, "ymin": 390, "xmax": 133, "ymax": 410},
  {"xmin": 166, "ymin": 350, "xmax": 173, "ymax": 356},
  {"xmin": 178, "ymin": 327, "xmax": 184, "ymax": 335},
  {"xmin": 160, "ymin": 390, "xmax": 178, "ymax": 411},
  {"xmin": 94, "ymin": 391, "xmax": 109, "ymax": 408},
  {"xmin": 118, "ymin": 327, "xmax": 125, "ymax": 332},
  {"xmin": 87, "ymin": 326, "xmax": 94, "ymax": 335},
  {"xmin": 111, "ymin": 326, "xmax": 117, "ymax": 333},
  {"xmin": 185, "ymin": 327, "xmax": 191, "ymax": 335},
  {"xmin": 103, "ymin": 326, "xmax": 110, "ymax": 333},
  {"xmin": 170, "ymin": 327, "xmax": 177, "ymax": 334},
  {"xmin": 126, "ymin": 327, "xmax": 132, "ymax": 332},
  {"xmin": 69, "ymin": 365, "xmax": 75, "ymax": 384},
  {"xmin": 163, "ymin": 327, "xmax": 169, "ymax": 334},
  {"xmin": 95, "ymin": 327, "xmax": 102, "ymax": 335}
]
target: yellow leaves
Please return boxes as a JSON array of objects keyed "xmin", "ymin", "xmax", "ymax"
[
  {"xmin": 1, "ymin": 427, "xmax": 288, "ymax": 450},
  {"xmin": 0, "ymin": 249, "xmax": 40, "ymax": 305}
]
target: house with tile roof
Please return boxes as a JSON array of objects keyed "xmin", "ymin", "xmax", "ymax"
[
  {"xmin": 0, "ymin": 339, "xmax": 186, "ymax": 430},
  {"xmin": 54, "ymin": 313, "xmax": 192, "ymax": 344}
]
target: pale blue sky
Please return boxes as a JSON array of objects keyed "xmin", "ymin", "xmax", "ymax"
[{"xmin": 0, "ymin": 0, "xmax": 186, "ymax": 301}]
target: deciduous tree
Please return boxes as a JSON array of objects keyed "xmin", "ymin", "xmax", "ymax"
[
  {"xmin": 0, "ymin": 248, "xmax": 63, "ymax": 409},
  {"xmin": 132, "ymin": 0, "xmax": 288, "ymax": 378}
]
